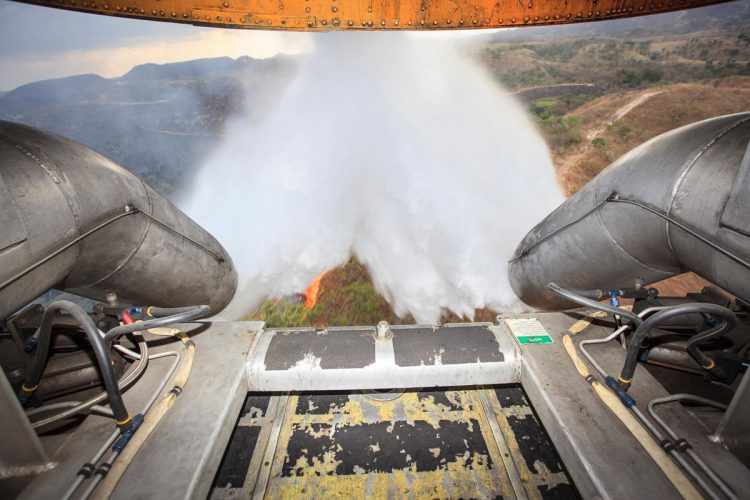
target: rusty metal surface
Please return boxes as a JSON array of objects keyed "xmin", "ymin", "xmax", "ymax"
[
  {"xmin": 209, "ymin": 387, "xmax": 580, "ymax": 499},
  {"xmin": 11, "ymin": 0, "xmax": 731, "ymax": 31}
]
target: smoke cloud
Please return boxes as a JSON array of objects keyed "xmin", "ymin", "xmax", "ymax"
[{"xmin": 180, "ymin": 32, "xmax": 564, "ymax": 323}]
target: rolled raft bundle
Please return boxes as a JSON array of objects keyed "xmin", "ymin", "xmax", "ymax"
[
  {"xmin": 0, "ymin": 120, "xmax": 237, "ymax": 320},
  {"xmin": 509, "ymin": 112, "xmax": 750, "ymax": 310}
]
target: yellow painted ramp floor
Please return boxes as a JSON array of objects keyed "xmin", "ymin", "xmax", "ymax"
[{"xmin": 210, "ymin": 386, "xmax": 579, "ymax": 499}]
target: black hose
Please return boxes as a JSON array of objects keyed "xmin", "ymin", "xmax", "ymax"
[
  {"xmin": 547, "ymin": 283, "xmax": 643, "ymax": 326},
  {"xmin": 104, "ymin": 305, "xmax": 209, "ymax": 346},
  {"xmin": 22, "ymin": 300, "xmax": 130, "ymax": 424},
  {"xmin": 686, "ymin": 315, "xmax": 737, "ymax": 373},
  {"xmin": 146, "ymin": 306, "xmax": 206, "ymax": 318},
  {"xmin": 620, "ymin": 303, "xmax": 737, "ymax": 387}
]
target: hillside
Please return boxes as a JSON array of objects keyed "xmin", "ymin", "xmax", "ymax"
[
  {"xmin": 555, "ymin": 77, "xmax": 750, "ymax": 194},
  {"xmin": 0, "ymin": 56, "xmax": 296, "ymax": 195},
  {"xmin": 480, "ymin": 19, "xmax": 750, "ymax": 91},
  {"xmin": 2, "ymin": 2, "xmax": 750, "ymax": 326}
]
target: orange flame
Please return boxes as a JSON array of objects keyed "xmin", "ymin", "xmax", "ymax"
[{"xmin": 304, "ymin": 271, "xmax": 327, "ymax": 309}]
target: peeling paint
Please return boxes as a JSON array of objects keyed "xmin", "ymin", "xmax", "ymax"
[{"xmin": 211, "ymin": 388, "xmax": 579, "ymax": 500}]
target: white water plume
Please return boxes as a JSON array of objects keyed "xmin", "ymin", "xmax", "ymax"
[{"xmin": 180, "ymin": 32, "xmax": 564, "ymax": 323}]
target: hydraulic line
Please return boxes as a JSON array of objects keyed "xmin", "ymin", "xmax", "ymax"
[
  {"xmin": 561, "ymin": 334, "xmax": 701, "ymax": 499},
  {"xmin": 649, "ymin": 395, "xmax": 736, "ymax": 500},
  {"xmin": 568, "ymin": 308, "xmax": 730, "ymax": 499},
  {"xmin": 34, "ymin": 345, "xmax": 183, "ymax": 429},
  {"xmin": 21, "ymin": 300, "xmax": 131, "ymax": 426},
  {"xmin": 548, "ymin": 282, "xmax": 642, "ymax": 326},
  {"xmin": 103, "ymin": 305, "xmax": 209, "ymax": 346},
  {"xmin": 579, "ymin": 325, "xmax": 629, "ymax": 377},
  {"xmin": 30, "ymin": 337, "xmax": 148, "ymax": 429},
  {"xmin": 686, "ymin": 321, "xmax": 736, "ymax": 372},
  {"xmin": 620, "ymin": 304, "xmax": 737, "ymax": 387},
  {"xmin": 578, "ymin": 307, "xmax": 669, "ymax": 378},
  {"xmin": 90, "ymin": 330, "xmax": 195, "ymax": 500},
  {"xmin": 146, "ymin": 306, "xmax": 205, "ymax": 317},
  {"xmin": 61, "ymin": 348, "xmax": 182, "ymax": 500},
  {"xmin": 61, "ymin": 430, "xmax": 118, "ymax": 500},
  {"xmin": 32, "ymin": 326, "xmax": 155, "ymax": 428},
  {"xmin": 25, "ymin": 402, "xmax": 113, "ymax": 419}
]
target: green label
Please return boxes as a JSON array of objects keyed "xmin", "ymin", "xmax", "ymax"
[
  {"xmin": 516, "ymin": 335, "xmax": 553, "ymax": 345},
  {"xmin": 504, "ymin": 318, "xmax": 554, "ymax": 346}
]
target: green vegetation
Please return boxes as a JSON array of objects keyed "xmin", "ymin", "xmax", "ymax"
[
  {"xmin": 538, "ymin": 115, "xmax": 582, "ymax": 153},
  {"xmin": 253, "ymin": 300, "xmax": 310, "ymax": 328},
  {"xmin": 251, "ymin": 258, "xmax": 408, "ymax": 328},
  {"xmin": 480, "ymin": 31, "xmax": 750, "ymax": 92},
  {"xmin": 528, "ymin": 97, "xmax": 588, "ymax": 155},
  {"xmin": 620, "ymin": 68, "xmax": 663, "ymax": 87}
]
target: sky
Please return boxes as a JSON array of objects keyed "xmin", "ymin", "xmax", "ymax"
[
  {"xmin": 0, "ymin": 1, "xmax": 314, "ymax": 90},
  {"xmin": 0, "ymin": 1, "xmax": 500, "ymax": 91}
]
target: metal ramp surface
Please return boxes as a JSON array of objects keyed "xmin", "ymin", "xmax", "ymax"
[{"xmin": 210, "ymin": 386, "xmax": 579, "ymax": 499}]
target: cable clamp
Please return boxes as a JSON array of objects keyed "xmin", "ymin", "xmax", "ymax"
[
  {"xmin": 606, "ymin": 376, "xmax": 636, "ymax": 408},
  {"xmin": 96, "ymin": 462, "xmax": 112, "ymax": 477},
  {"xmin": 675, "ymin": 438, "xmax": 692, "ymax": 452},
  {"xmin": 660, "ymin": 439, "xmax": 675, "ymax": 452},
  {"xmin": 79, "ymin": 463, "xmax": 95, "ymax": 478}
]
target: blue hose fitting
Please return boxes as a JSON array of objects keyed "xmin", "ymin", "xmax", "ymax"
[
  {"xmin": 112, "ymin": 413, "xmax": 144, "ymax": 452},
  {"xmin": 605, "ymin": 376, "xmax": 636, "ymax": 408},
  {"xmin": 609, "ymin": 289, "xmax": 621, "ymax": 308}
]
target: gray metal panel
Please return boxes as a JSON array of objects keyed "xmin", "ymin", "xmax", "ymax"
[
  {"xmin": 16, "ymin": 320, "xmax": 262, "ymax": 500},
  {"xmin": 516, "ymin": 312, "xmax": 687, "ymax": 500},
  {"xmin": 247, "ymin": 323, "xmax": 521, "ymax": 392},
  {"xmin": 111, "ymin": 321, "xmax": 261, "ymax": 500},
  {"xmin": 17, "ymin": 340, "xmax": 179, "ymax": 500},
  {"xmin": 518, "ymin": 312, "xmax": 750, "ymax": 500}
]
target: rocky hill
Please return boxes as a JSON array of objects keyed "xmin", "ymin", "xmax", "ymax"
[
  {"xmin": 3, "ymin": 2, "xmax": 750, "ymax": 325},
  {"xmin": 0, "ymin": 56, "xmax": 296, "ymax": 195}
]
